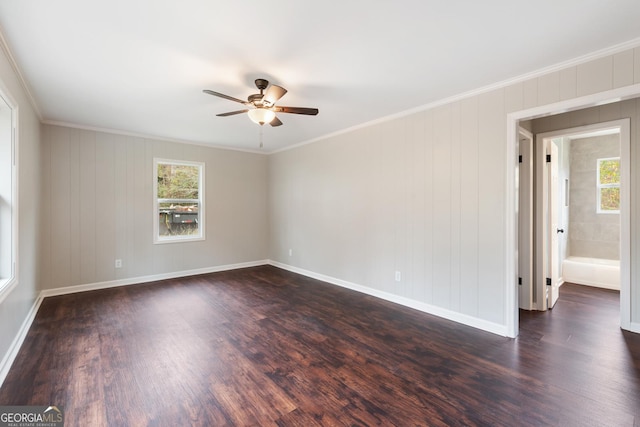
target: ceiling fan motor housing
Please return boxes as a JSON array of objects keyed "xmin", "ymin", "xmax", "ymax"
[
  {"xmin": 248, "ymin": 93, "xmax": 264, "ymax": 105},
  {"xmin": 254, "ymin": 78, "xmax": 269, "ymax": 91}
]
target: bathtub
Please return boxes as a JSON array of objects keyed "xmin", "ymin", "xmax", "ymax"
[{"xmin": 561, "ymin": 256, "xmax": 620, "ymax": 290}]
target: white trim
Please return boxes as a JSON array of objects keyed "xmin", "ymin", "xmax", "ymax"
[
  {"xmin": 269, "ymin": 261, "xmax": 509, "ymax": 337},
  {"xmin": 0, "ymin": 29, "xmax": 42, "ymax": 121},
  {"xmin": 153, "ymin": 158, "xmax": 205, "ymax": 245},
  {"xmin": 36, "ymin": 37, "xmax": 640, "ymax": 157},
  {"xmin": 272, "ymin": 38, "xmax": 640, "ymax": 155},
  {"xmin": 0, "ymin": 81, "xmax": 19, "ymax": 304},
  {"xmin": 40, "ymin": 260, "xmax": 268, "ymax": 298},
  {"xmin": 0, "ymin": 293, "xmax": 43, "ymax": 388},
  {"xmin": 1, "ymin": 260, "xmax": 268, "ymax": 387},
  {"xmin": 626, "ymin": 322, "xmax": 640, "ymax": 334},
  {"xmin": 507, "ymin": 85, "xmax": 638, "ymax": 337},
  {"xmin": 596, "ymin": 157, "xmax": 620, "ymax": 214},
  {"xmin": 43, "ymin": 120, "xmax": 265, "ymax": 155}
]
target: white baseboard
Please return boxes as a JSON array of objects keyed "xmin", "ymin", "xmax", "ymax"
[
  {"xmin": 0, "ymin": 260, "xmax": 269, "ymax": 388},
  {"xmin": 40, "ymin": 260, "xmax": 270, "ymax": 298},
  {"xmin": 625, "ymin": 322, "xmax": 640, "ymax": 334},
  {"xmin": 268, "ymin": 260, "xmax": 509, "ymax": 337},
  {"xmin": 0, "ymin": 293, "xmax": 43, "ymax": 388}
]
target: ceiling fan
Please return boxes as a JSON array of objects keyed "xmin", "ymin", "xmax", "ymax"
[{"xmin": 203, "ymin": 78, "xmax": 319, "ymax": 127}]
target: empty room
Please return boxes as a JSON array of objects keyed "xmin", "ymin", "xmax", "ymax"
[{"xmin": 1, "ymin": 1, "xmax": 640, "ymax": 425}]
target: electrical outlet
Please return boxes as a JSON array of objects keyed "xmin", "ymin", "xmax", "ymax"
[
  {"xmin": 289, "ymin": 249, "xmax": 293, "ymax": 256},
  {"xmin": 395, "ymin": 271, "xmax": 401, "ymax": 282},
  {"xmin": 115, "ymin": 259, "xmax": 122, "ymax": 268}
]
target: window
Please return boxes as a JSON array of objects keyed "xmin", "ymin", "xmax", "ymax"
[
  {"xmin": 597, "ymin": 157, "xmax": 620, "ymax": 214},
  {"xmin": 153, "ymin": 159, "xmax": 204, "ymax": 243},
  {"xmin": 0, "ymin": 90, "xmax": 16, "ymax": 301}
]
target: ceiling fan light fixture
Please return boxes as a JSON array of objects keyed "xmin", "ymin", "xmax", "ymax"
[{"xmin": 248, "ymin": 108, "xmax": 276, "ymax": 125}]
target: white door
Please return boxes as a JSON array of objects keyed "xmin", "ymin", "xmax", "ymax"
[{"xmin": 546, "ymin": 141, "xmax": 560, "ymax": 309}]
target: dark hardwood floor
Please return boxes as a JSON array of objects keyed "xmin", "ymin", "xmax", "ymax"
[{"xmin": 1, "ymin": 266, "xmax": 638, "ymax": 426}]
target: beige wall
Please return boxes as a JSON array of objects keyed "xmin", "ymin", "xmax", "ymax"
[
  {"xmin": 39, "ymin": 125, "xmax": 269, "ymax": 290},
  {"xmin": 4, "ymin": 41, "xmax": 640, "ymax": 375},
  {"xmin": 269, "ymin": 47, "xmax": 640, "ymax": 331},
  {"xmin": 0, "ymin": 46, "xmax": 42, "ymax": 369}
]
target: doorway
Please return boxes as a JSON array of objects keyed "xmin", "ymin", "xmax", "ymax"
[
  {"xmin": 532, "ymin": 121, "xmax": 627, "ymax": 312},
  {"xmin": 506, "ymin": 85, "xmax": 639, "ymax": 338}
]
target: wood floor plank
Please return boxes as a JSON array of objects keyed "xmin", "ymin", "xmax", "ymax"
[{"xmin": 1, "ymin": 267, "xmax": 639, "ymax": 426}]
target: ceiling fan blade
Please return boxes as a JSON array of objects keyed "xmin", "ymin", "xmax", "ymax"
[
  {"xmin": 274, "ymin": 106, "xmax": 319, "ymax": 115},
  {"xmin": 270, "ymin": 116, "xmax": 283, "ymax": 127},
  {"xmin": 263, "ymin": 85, "xmax": 287, "ymax": 106},
  {"xmin": 216, "ymin": 109, "xmax": 249, "ymax": 117},
  {"xmin": 203, "ymin": 89, "xmax": 249, "ymax": 105}
]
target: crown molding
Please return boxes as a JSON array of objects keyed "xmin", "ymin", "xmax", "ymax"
[
  {"xmin": 271, "ymin": 36, "xmax": 640, "ymax": 155},
  {"xmin": 0, "ymin": 25, "xmax": 43, "ymax": 121},
  {"xmin": 42, "ymin": 120, "xmax": 267, "ymax": 155}
]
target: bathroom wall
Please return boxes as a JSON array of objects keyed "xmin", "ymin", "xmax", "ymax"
[{"xmin": 569, "ymin": 133, "xmax": 620, "ymax": 259}]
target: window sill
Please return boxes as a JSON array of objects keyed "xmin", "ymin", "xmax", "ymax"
[
  {"xmin": 153, "ymin": 235, "xmax": 205, "ymax": 245},
  {"xmin": 0, "ymin": 277, "xmax": 18, "ymax": 305}
]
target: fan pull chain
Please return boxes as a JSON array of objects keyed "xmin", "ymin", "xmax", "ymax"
[{"xmin": 259, "ymin": 125, "xmax": 264, "ymax": 149}]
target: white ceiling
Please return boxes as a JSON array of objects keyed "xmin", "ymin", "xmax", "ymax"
[{"xmin": 1, "ymin": 1, "xmax": 640, "ymax": 152}]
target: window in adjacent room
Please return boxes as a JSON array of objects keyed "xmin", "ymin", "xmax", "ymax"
[
  {"xmin": 597, "ymin": 157, "xmax": 620, "ymax": 214},
  {"xmin": 0, "ymin": 90, "xmax": 16, "ymax": 301},
  {"xmin": 153, "ymin": 159, "xmax": 205, "ymax": 243}
]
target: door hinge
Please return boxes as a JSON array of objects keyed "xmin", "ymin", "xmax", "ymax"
[
  {"xmin": 518, "ymin": 155, "xmax": 523, "ymax": 163},
  {"xmin": 546, "ymin": 154, "xmax": 551, "ymax": 163},
  {"xmin": 518, "ymin": 277, "xmax": 522, "ymax": 285},
  {"xmin": 546, "ymin": 277, "xmax": 552, "ymax": 286}
]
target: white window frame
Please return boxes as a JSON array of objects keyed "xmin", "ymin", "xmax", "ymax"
[
  {"xmin": 153, "ymin": 158, "xmax": 205, "ymax": 244},
  {"xmin": 596, "ymin": 156, "xmax": 620, "ymax": 214},
  {"xmin": 0, "ymin": 87, "xmax": 18, "ymax": 305}
]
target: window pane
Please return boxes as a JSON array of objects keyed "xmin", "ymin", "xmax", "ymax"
[
  {"xmin": 157, "ymin": 164, "xmax": 199, "ymax": 199},
  {"xmin": 600, "ymin": 187, "xmax": 620, "ymax": 211},
  {"xmin": 158, "ymin": 202, "xmax": 199, "ymax": 237},
  {"xmin": 154, "ymin": 159, "xmax": 204, "ymax": 243},
  {"xmin": 599, "ymin": 159, "xmax": 620, "ymax": 185}
]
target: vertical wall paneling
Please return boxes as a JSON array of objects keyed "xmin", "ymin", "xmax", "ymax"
[
  {"xmin": 32, "ymin": 44, "xmax": 640, "ymax": 342},
  {"xmin": 79, "ymin": 130, "xmax": 97, "ymax": 284},
  {"xmin": 50, "ymin": 126, "xmax": 71, "ymax": 288},
  {"xmin": 634, "ymin": 48, "xmax": 640, "ymax": 84},
  {"xmin": 267, "ymin": 47, "xmax": 640, "ymax": 335},
  {"xmin": 613, "ymin": 50, "xmax": 634, "ymax": 88},
  {"xmin": 432, "ymin": 105, "xmax": 452, "ymax": 309},
  {"xmin": 409, "ymin": 113, "xmax": 426, "ymax": 302},
  {"xmin": 522, "ymin": 78, "xmax": 538, "ymax": 110},
  {"xmin": 505, "ymin": 83, "xmax": 524, "ymax": 114},
  {"xmin": 113, "ymin": 135, "xmax": 127, "ymax": 280},
  {"xmin": 477, "ymin": 89, "xmax": 506, "ymax": 324},
  {"xmin": 538, "ymin": 72, "xmax": 561, "ymax": 106},
  {"xmin": 40, "ymin": 125, "xmax": 268, "ymax": 290},
  {"xmin": 94, "ymin": 132, "xmax": 116, "ymax": 282},
  {"xmin": 559, "ymin": 66, "xmax": 578, "ymax": 101},
  {"xmin": 458, "ymin": 96, "xmax": 480, "ymax": 318},
  {"xmin": 68, "ymin": 129, "xmax": 81, "ymax": 285},
  {"xmin": 576, "ymin": 56, "xmax": 614, "ymax": 97},
  {"xmin": 423, "ymin": 110, "xmax": 434, "ymax": 304},
  {"xmin": 39, "ymin": 128, "xmax": 52, "ymax": 291},
  {"xmin": 400, "ymin": 118, "xmax": 413, "ymax": 298},
  {"xmin": 132, "ymin": 137, "xmax": 150, "ymax": 278},
  {"xmin": 449, "ymin": 102, "xmax": 462, "ymax": 312},
  {"xmin": 124, "ymin": 137, "xmax": 137, "ymax": 278}
]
